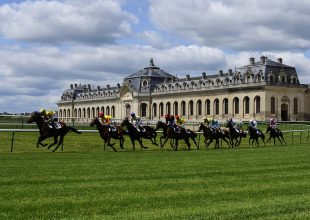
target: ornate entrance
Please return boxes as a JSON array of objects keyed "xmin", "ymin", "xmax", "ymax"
[
  {"xmin": 281, "ymin": 104, "xmax": 288, "ymax": 121},
  {"xmin": 125, "ymin": 104, "xmax": 131, "ymax": 118}
]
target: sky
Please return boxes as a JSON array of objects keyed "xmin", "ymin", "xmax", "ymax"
[{"xmin": 1, "ymin": 0, "xmax": 310, "ymax": 113}]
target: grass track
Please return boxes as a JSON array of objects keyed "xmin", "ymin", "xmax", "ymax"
[{"xmin": 0, "ymin": 131, "xmax": 309, "ymax": 219}]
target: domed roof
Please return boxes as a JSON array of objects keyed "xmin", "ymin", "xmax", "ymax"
[{"xmin": 125, "ymin": 58, "xmax": 175, "ymax": 79}]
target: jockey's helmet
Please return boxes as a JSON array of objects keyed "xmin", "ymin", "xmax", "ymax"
[
  {"xmin": 175, "ymin": 115, "xmax": 180, "ymax": 119},
  {"xmin": 40, "ymin": 108, "xmax": 46, "ymax": 114},
  {"xmin": 165, "ymin": 114, "xmax": 169, "ymax": 118},
  {"xmin": 131, "ymin": 112, "xmax": 135, "ymax": 117},
  {"xmin": 99, "ymin": 112, "xmax": 104, "ymax": 117}
]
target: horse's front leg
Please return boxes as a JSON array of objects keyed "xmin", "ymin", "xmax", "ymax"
[
  {"xmin": 53, "ymin": 135, "xmax": 64, "ymax": 152},
  {"xmin": 138, "ymin": 138, "xmax": 147, "ymax": 149},
  {"xmin": 37, "ymin": 135, "xmax": 48, "ymax": 147},
  {"xmin": 47, "ymin": 136, "xmax": 58, "ymax": 149}
]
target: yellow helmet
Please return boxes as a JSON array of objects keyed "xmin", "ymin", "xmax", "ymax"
[{"xmin": 40, "ymin": 108, "xmax": 46, "ymax": 113}]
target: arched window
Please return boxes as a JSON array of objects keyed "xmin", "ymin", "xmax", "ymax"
[
  {"xmin": 74, "ymin": 109, "xmax": 77, "ymax": 118},
  {"xmin": 271, "ymin": 97, "xmax": 276, "ymax": 114},
  {"xmin": 244, "ymin": 97, "xmax": 250, "ymax": 114},
  {"xmin": 63, "ymin": 109, "xmax": 66, "ymax": 118},
  {"xmin": 206, "ymin": 99, "xmax": 211, "ymax": 115},
  {"xmin": 141, "ymin": 103, "xmax": 147, "ymax": 117},
  {"xmin": 294, "ymin": 98, "xmax": 298, "ymax": 115},
  {"xmin": 173, "ymin": 102, "xmax": 178, "ymax": 115},
  {"xmin": 189, "ymin": 100, "xmax": 194, "ymax": 115},
  {"xmin": 152, "ymin": 103, "xmax": 157, "ymax": 117},
  {"xmin": 87, "ymin": 108, "xmax": 90, "ymax": 118},
  {"xmin": 197, "ymin": 100, "xmax": 202, "ymax": 115},
  {"xmin": 233, "ymin": 97, "xmax": 239, "ymax": 114},
  {"xmin": 96, "ymin": 107, "xmax": 100, "ymax": 117},
  {"xmin": 254, "ymin": 96, "xmax": 261, "ymax": 114},
  {"xmin": 83, "ymin": 108, "xmax": 86, "ymax": 118},
  {"xmin": 67, "ymin": 109, "xmax": 70, "ymax": 118},
  {"xmin": 92, "ymin": 107, "xmax": 95, "ymax": 118},
  {"xmin": 106, "ymin": 106, "xmax": 110, "ymax": 115},
  {"xmin": 223, "ymin": 98, "xmax": 228, "ymax": 115},
  {"xmin": 166, "ymin": 102, "xmax": 171, "ymax": 115},
  {"xmin": 78, "ymin": 108, "xmax": 81, "ymax": 118},
  {"xmin": 101, "ymin": 106, "xmax": 104, "ymax": 115},
  {"xmin": 159, "ymin": 103, "xmax": 164, "ymax": 117},
  {"xmin": 181, "ymin": 101, "xmax": 186, "ymax": 116},
  {"xmin": 111, "ymin": 106, "xmax": 115, "ymax": 118},
  {"xmin": 214, "ymin": 99, "xmax": 219, "ymax": 115}
]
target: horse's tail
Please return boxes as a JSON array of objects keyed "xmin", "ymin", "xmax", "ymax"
[{"xmin": 68, "ymin": 126, "xmax": 82, "ymax": 134}]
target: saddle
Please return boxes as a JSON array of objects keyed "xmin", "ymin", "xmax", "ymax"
[{"xmin": 47, "ymin": 122, "xmax": 62, "ymax": 129}]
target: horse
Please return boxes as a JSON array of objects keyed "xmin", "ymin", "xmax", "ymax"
[
  {"xmin": 266, "ymin": 126, "xmax": 286, "ymax": 146},
  {"xmin": 247, "ymin": 126, "xmax": 265, "ymax": 146},
  {"xmin": 27, "ymin": 111, "xmax": 81, "ymax": 152},
  {"xmin": 120, "ymin": 118, "xmax": 148, "ymax": 151},
  {"xmin": 226, "ymin": 119, "xmax": 247, "ymax": 147},
  {"xmin": 155, "ymin": 121, "xmax": 191, "ymax": 151},
  {"xmin": 141, "ymin": 125, "xmax": 158, "ymax": 146},
  {"xmin": 90, "ymin": 117, "xmax": 125, "ymax": 151},
  {"xmin": 198, "ymin": 123, "xmax": 231, "ymax": 149}
]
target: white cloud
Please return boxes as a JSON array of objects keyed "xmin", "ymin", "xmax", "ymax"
[
  {"xmin": 149, "ymin": 0, "xmax": 310, "ymax": 51},
  {"xmin": 0, "ymin": 0, "xmax": 138, "ymax": 44}
]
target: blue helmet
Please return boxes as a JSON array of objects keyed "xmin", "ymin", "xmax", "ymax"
[{"xmin": 130, "ymin": 112, "xmax": 135, "ymax": 116}]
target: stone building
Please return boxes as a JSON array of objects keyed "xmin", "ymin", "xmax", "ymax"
[{"xmin": 57, "ymin": 57, "xmax": 310, "ymax": 123}]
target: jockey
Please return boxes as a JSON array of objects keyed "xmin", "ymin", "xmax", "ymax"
[
  {"xmin": 175, "ymin": 115, "xmax": 185, "ymax": 132},
  {"xmin": 229, "ymin": 118, "xmax": 242, "ymax": 134},
  {"xmin": 130, "ymin": 112, "xmax": 145, "ymax": 132},
  {"xmin": 203, "ymin": 116, "xmax": 210, "ymax": 126},
  {"xmin": 269, "ymin": 118, "xmax": 277, "ymax": 129},
  {"xmin": 40, "ymin": 108, "xmax": 56, "ymax": 129},
  {"xmin": 164, "ymin": 114, "xmax": 170, "ymax": 124},
  {"xmin": 99, "ymin": 112, "xmax": 113, "ymax": 131},
  {"xmin": 210, "ymin": 118, "xmax": 220, "ymax": 133},
  {"xmin": 250, "ymin": 119, "xmax": 258, "ymax": 129}
]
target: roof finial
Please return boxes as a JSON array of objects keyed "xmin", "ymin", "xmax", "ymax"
[{"xmin": 149, "ymin": 58, "xmax": 154, "ymax": 67}]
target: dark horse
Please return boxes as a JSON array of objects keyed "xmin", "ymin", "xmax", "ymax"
[
  {"xmin": 120, "ymin": 118, "xmax": 148, "ymax": 151},
  {"xmin": 155, "ymin": 121, "xmax": 191, "ymax": 150},
  {"xmin": 141, "ymin": 125, "xmax": 158, "ymax": 146},
  {"xmin": 198, "ymin": 123, "xmax": 231, "ymax": 149},
  {"xmin": 247, "ymin": 126, "xmax": 265, "ymax": 146},
  {"xmin": 266, "ymin": 126, "xmax": 286, "ymax": 146},
  {"xmin": 90, "ymin": 117, "xmax": 125, "ymax": 151},
  {"xmin": 27, "ymin": 111, "xmax": 81, "ymax": 152},
  {"xmin": 226, "ymin": 119, "xmax": 247, "ymax": 147}
]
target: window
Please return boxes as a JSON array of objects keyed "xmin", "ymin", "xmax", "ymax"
[
  {"xmin": 174, "ymin": 102, "xmax": 178, "ymax": 115},
  {"xmin": 159, "ymin": 103, "xmax": 164, "ymax": 116},
  {"xmin": 166, "ymin": 102, "xmax": 171, "ymax": 115},
  {"xmin": 141, "ymin": 103, "xmax": 147, "ymax": 117},
  {"xmin": 214, "ymin": 99, "xmax": 219, "ymax": 115},
  {"xmin": 223, "ymin": 98, "xmax": 228, "ymax": 115},
  {"xmin": 111, "ymin": 106, "xmax": 115, "ymax": 118},
  {"xmin": 189, "ymin": 100, "xmax": 194, "ymax": 115},
  {"xmin": 255, "ymin": 96, "xmax": 260, "ymax": 114},
  {"xmin": 197, "ymin": 100, "xmax": 202, "ymax": 115},
  {"xmin": 271, "ymin": 97, "xmax": 275, "ymax": 114},
  {"xmin": 206, "ymin": 99, "xmax": 211, "ymax": 115},
  {"xmin": 244, "ymin": 97, "xmax": 250, "ymax": 114},
  {"xmin": 142, "ymin": 80, "xmax": 148, "ymax": 87},
  {"xmin": 294, "ymin": 98, "xmax": 298, "ymax": 115},
  {"xmin": 153, "ymin": 103, "xmax": 157, "ymax": 117},
  {"xmin": 181, "ymin": 101, "xmax": 186, "ymax": 116},
  {"xmin": 106, "ymin": 106, "xmax": 110, "ymax": 115},
  {"xmin": 234, "ymin": 97, "xmax": 239, "ymax": 114}
]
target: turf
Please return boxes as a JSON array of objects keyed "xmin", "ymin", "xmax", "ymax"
[{"xmin": 0, "ymin": 131, "xmax": 309, "ymax": 219}]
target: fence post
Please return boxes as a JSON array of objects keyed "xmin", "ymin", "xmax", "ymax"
[
  {"xmin": 300, "ymin": 131, "xmax": 302, "ymax": 142},
  {"xmin": 291, "ymin": 131, "xmax": 293, "ymax": 142},
  {"xmin": 11, "ymin": 131, "xmax": 15, "ymax": 152}
]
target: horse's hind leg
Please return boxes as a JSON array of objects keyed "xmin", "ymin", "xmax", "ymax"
[
  {"xmin": 37, "ymin": 136, "xmax": 48, "ymax": 148},
  {"xmin": 53, "ymin": 135, "xmax": 64, "ymax": 152},
  {"xmin": 281, "ymin": 134, "xmax": 286, "ymax": 145},
  {"xmin": 138, "ymin": 138, "xmax": 147, "ymax": 149}
]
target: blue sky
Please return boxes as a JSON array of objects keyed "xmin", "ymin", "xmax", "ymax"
[{"xmin": 0, "ymin": 0, "xmax": 310, "ymax": 113}]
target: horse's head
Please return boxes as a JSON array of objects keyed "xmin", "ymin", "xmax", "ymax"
[
  {"xmin": 120, "ymin": 118, "xmax": 130, "ymax": 130},
  {"xmin": 198, "ymin": 123, "xmax": 205, "ymax": 132},
  {"xmin": 27, "ymin": 111, "xmax": 42, "ymax": 124},
  {"xmin": 155, "ymin": 121, "xmax": 164, "ymax": 131},
  {"xmin": 90, "ymin": 117, "xmax": 100, "ymax": 127}
]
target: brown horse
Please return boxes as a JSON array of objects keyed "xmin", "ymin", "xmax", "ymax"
[
  {"xmin": 90, "ymin": 117, "xmax": 125, "ymax": 151},
  {"xmin": 226, "ymin": 119, "xmax": 246, "ymax": 147},
  {"xmin": 27, "ymin": 111, "xmax": 81, "ymax": 152},
  {"xmin": 266, "ymin": 126, "xmax": 286, "ymax": 146},
  {"xmin": 155, "ymin": 121, "xmax": 191, "ymax": 150},
  {"xmin": 198, "ymin": 123, "xmax": 231, "ymax": 149},
  {"xmin": 120, "ymin": 118, "xmax": 148, "ymax": 151}
]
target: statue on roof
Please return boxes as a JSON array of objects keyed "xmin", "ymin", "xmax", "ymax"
[{"xmin": 149, "ymin": 58, "xmax": 154, "ymax": 67}]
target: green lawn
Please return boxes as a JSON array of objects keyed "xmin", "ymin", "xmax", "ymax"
[{"xmin": 0, "ymin": 131, "xmax": 309, "ymax": 219}]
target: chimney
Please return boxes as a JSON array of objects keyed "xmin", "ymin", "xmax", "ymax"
[
  {"xmin": 186, "ymin": 74, "xmax": 190, "ymax": 81},
  {"xmin": 219, "ymin": 70, "xmax": 223, "ymax": 77},
  {"xmin": 260, "ymin": 56, "xmax": 267, "ymax": 64},
  {"xmin": 74, "ymin": 84, "xmax": 77, "ymax": 88},
  {"xmin": 202, "ymin": 72, "xmax": 206, "ymax": 79},
  {"xmin": 228, "ymin": 69, "xmax": 233, "ymax": 76},
  {"xmin": 88, "ymin": 84, "xmax": 91, "ymax": 89},
  {"xmin": 97, "ymin": 86, "xmax": 100, "ymax": 90},
  {"xmin": 277, "ymin": 57, "xmax": 283, "ymax": 64},
  {"xmin": 70, "ymin": 84, "xmax": 73, "ymax": 89},
  {"xmin": 117, "ymin": 83, "xmax": 120, "ymax": 88},
  {"xmin": 107, "ymin": 84, "xmax": 110, "ymax": 89},
  {"xmin": 250, "ymin": 57, "xmax": 255, "ymax": 65}
]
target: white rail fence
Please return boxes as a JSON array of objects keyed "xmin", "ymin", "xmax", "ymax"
[{"xmin": 0, "ymin": 128, "xmax": 309, "ymax": 152}]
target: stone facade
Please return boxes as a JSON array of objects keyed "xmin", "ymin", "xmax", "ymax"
[{"xmin": 57, "ymin": 57, "xmax": 310, "ymax": 123}]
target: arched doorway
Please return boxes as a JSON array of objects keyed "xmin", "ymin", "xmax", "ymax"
[
  {"xmin": 281, "ymin": 104, "xmax": 288, "ymax": 121},
  {"xmin": 125, "ymin": 104, "xmax": 131, "ymax": 118}
]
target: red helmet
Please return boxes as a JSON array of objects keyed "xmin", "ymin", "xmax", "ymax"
[
  {"xmin": 99, "ymin": 112, "xmax": 104, "ymax": 117},
  {"xmin": 175, "ymin": 115, "xmax": 179, "ymax": 119},
  {"xmin": 165, "ymin": 114, "xmax": 170, "ymax": 118}
]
